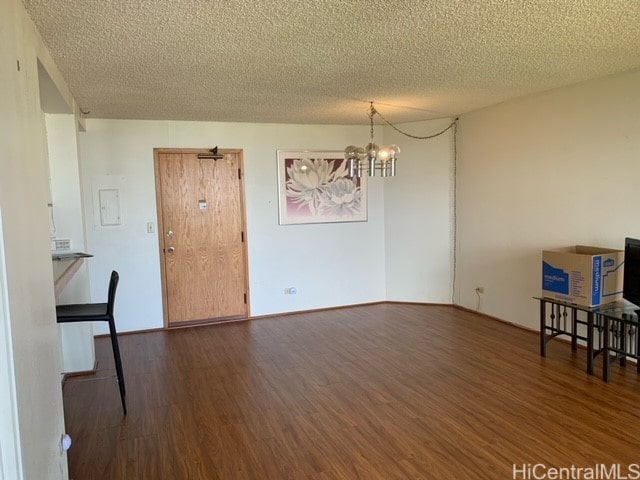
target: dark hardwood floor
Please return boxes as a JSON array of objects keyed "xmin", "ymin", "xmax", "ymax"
[{"xmin": 63, "ymin": 304, "xmax": 640, "ymax": 479}]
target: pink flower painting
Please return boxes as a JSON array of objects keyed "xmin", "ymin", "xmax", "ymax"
[{"xmin": 278, "ymin": 151, "xmax": 367, "ymax": 225}]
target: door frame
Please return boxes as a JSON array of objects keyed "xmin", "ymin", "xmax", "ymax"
[
  {"xmin": 0, "ymin": 209, "xmax": 24, "ymax": 480},
  {"xmin": 153, "ymin": 148, "xmax": 251, "ymax": 327}
]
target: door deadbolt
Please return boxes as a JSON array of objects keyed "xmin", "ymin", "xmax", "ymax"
[{"xmin": 166, "ymin": 230, "xmax": 174, "ymax": 238}]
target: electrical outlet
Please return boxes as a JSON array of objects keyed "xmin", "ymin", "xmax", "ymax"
[{"xmin": 475, "ymin": 287, "xmax": 484, "ymax": 294}]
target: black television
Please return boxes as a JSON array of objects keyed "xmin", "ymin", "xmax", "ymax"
[{"xmin": 623, "ymin": 237, "xmax": 640, "ymax": 310}]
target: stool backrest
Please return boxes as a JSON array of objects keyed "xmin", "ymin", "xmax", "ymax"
[{"xmin": 107, "ymin": 271, "xmax": 119, "ymax": 317}]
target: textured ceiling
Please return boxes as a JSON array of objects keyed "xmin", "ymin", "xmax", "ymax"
[{"xmin": 23, "ymin": 0, "xmax": 640, "ymax": 124}]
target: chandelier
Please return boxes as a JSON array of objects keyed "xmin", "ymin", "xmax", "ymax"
[{"xmin": 344, "ymin": 102, "xmax": 399, "ymax": 178}]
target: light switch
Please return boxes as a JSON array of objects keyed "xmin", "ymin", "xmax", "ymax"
[{"xmin": 147, "ymin": 222, "xmax": 155, "ymax": 233}]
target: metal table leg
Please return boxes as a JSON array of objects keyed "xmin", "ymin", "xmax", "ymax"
[
  {"xmin": 571, "ymin": 307, "xmax": 578, "ymax": 351},
  {"xmin": 602, "ymin": 315, "xmax": 610, "ymax": 383},
  {"xmin": 587, "ymin": 311, "xmax": 594, "ymax": 376},
  {"xmin": 540, "ymin": 299, "xmax": 547, "ymax": 357}
]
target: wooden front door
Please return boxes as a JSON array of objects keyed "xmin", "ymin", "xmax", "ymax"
[{"xmin": 154, "ymin": 148, "xmax": 249, "ymax": 326}]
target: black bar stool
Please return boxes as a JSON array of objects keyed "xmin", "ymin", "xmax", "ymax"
[{"xmin": 56, "ymin": 271, "xmax": 127, "ymax": 415}]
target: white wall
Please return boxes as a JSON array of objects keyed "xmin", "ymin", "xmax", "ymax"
[
  {"xmin": 79, "ymin": 120, "xmax": 392, "ymax": 333},
  {"xmin": 46, "ymin": 114, "xmax": 94, "ymax": 373},
  {"xmin": 78, "ymin": 70, "xmax": 640, "ymax": 339},
  {"xmin": 0, "ymin": 0, "xmax": 71, "ymax": 477},
  {"xmin": 384, "ymin": 119, "xmax": 455, "ymax": 303},
  {"xmin": 47, "ymin": 114, "xmax": 87, "ymax": 258},
  {"xmin": 456, "ymin": 69, "xmax": 640, "ymax": 329}
]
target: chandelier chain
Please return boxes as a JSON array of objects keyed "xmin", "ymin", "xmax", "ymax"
[
  {"xmin": 373, "ymin": 107, "xmax": 458, "ymax": 140},
  {"xmin": 369, "ymin": 102, "xmax": 375, "ymax": 143}
]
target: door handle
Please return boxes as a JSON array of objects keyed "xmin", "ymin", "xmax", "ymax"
[
  {"xmin": 166, "ymin": 230, "xmax": 174, "ymax": 238},
  {"xmin": 167, "ymin": 246, "xmax": 175, "ymax": 253}
]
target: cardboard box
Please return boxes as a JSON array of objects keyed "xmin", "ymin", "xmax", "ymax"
[{"xmin": 542, "ymin": 245, "xmax": 624, "ymax": 307}]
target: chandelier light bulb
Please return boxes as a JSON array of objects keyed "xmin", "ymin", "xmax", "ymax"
[
  {"xmin": 377, "ymin": 148, "xmax": 391, "ymax": 162},
  {"xmin": 366, "ymin": 142, "xmax": 378, "ymax": 160},
  {"xmin": 344, "ymin": 145, "xmax": 359, "ymax": 159}
]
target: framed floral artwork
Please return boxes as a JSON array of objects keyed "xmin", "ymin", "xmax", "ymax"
[{"xmin": 277, "ymin": 150, "xmax": 368, "ymax": 225}]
